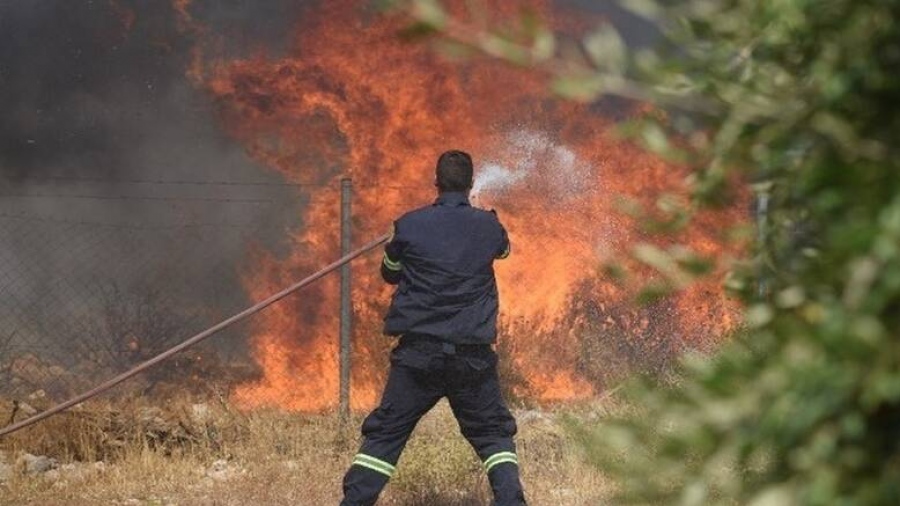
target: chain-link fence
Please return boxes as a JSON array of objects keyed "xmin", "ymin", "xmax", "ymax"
[
  {"xmin": 0, "ymin": 211, "xmax": 261, "ymax": 400},
  {"xmin": 0, "ymin": 175, "xmax": 329, "ymax": 409},
  {"xmin": 0, "ymin": 178, "xmax": 742, "ymax": 426}
]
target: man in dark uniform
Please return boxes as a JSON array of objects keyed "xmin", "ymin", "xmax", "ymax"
[{"xmin": 339, "ymin": 150, "xmax": 526, "ymax": 506}]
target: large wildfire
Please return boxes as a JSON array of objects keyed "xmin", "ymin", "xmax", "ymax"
[{"xmin": 174, "ymin": 0, "xmax": 746, "ymax": 411}]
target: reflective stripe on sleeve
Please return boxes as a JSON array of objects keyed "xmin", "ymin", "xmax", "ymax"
[
  {"xmin": 352, "ymin": 453, "xmax": 396, "ymax": 478},
  {"xmin": 483, "ymin": 451, "xmax": 518, "ymax": 473},
  {"xmin": 383, "ymin": 253, "xmax": 402, "ymax": 271}
]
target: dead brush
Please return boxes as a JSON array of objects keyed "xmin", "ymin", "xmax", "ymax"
[
  {"xmin": 0, "ymin": 392, "xmax": 245, "ymax": 462},
  {"xmin": 1, "ymin": 394, "xmax": 615, "ymax": 505}
]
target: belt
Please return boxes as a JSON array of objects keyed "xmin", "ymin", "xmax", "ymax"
[{"xmin": 399, "ymin": 335, "xmax": 491, "ymax": 355}]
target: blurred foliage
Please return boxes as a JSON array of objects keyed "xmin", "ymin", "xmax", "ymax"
[{"xmin": 383, "ymin": 0, "xmax": 900, "ymax": 504}]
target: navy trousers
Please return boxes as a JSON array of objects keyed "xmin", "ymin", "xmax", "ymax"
[{"xmin": 340, "ymin": 338, "xmax": 526, "ymax": 506}]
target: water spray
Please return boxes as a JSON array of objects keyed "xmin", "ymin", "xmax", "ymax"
[
  {"xmin": 471, "ymin": 129, "xmax": 592, "ymax": 206},
  {"xmin": 0, "ymin": 233, "xmax": 390, "ymax": 438}
]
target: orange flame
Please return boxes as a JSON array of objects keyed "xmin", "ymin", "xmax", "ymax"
[{"xmin": 181, "ymin": 1, "xmax": 746, "ymax": 411}]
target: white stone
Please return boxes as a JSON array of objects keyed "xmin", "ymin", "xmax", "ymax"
[
  {"xmin": 205, "ymin": 459, "xmax": 237, "ymax": 481},
  {"xmin": 0, "ymin": 462, "xmax": 12, "ymax": 482},
  {"xmin": 27, "ymin": 390, "xmax": 47, "ymax": 401},
  {"xmin": 190, "ymin": 403, "xmax": 210, "ymax": 424},
  {"xmin": 18, "ymin": 453, "xmax": 58, "ymax": 474},
  {"xmin": 16, "ymin": 401, "xmax": 38, "ymax": 416}
]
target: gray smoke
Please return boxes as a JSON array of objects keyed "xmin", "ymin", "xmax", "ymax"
[
  {"xmin": 0, "ymin": 0, "xmax": 310, "ymax": 254},
  {"xmin": 0, "ymin": 1, "xmax": 311, "ymax": 380},
  {"xmin": 0, "ymin": 0, "xmax": 304, "ymax": 181}
]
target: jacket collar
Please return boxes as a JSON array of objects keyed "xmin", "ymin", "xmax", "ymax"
[{"xmin": 435, "ymin": 191, "xmax": 471, "ymax": 207}]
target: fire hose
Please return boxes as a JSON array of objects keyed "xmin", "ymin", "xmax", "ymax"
[{"xmin": 0, "ymin": 233, "xmax": 391, "ymax": 438}]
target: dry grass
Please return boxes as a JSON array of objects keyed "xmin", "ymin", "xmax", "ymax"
[{"xmin": 0, "ymin": 395, "xmax": 614, "ymax": 505}]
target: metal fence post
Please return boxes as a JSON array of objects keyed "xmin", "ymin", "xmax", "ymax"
[{"xmin": 339, "ymin": 178, "xmax": 352, "ymax": 422}]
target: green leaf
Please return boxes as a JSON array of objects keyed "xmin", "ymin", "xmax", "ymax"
[
  {"xmin": 583, "ymin": 24, "xmax": 627, "ymax": 74},
  {"xmin": 775, "ymin": 286, "xmax": 805, "ymax": 309},
  {"xmin": 433, "ymin": 39, "xmax": 477, "ymax": 60},
  {"xmin": 531, "ymin": 27, "xmax": 556, "ymax": 62},
  {"xmin": 397, "ymin": 21, "xmax": 440, "ymax": 41},
  {"xmin": 551, "ymin": 75, "xmax": 605, "ymax": 102},
  {"xmin": 641, "ymin": 122, "xmax": 671, "ymax": 156},
  {"xmin": 372, "ymin": 0, "xmax": 404, "ymax": 12},
  {"xmin": 744, "ymin": 304, "xmax": 774, "ymax": 328},
  {"xmin": 409, "ymin": 0, "xmax": 447, "ymax": 28},
  {"xmin": 747, "ymin": 484, "xmax": 796, "ymax": 506},
  {"xmin": 602, "ymin": 262, "xmax": 628, "ymax": 284},
  {"xmin": 633, "ymin": 243, "xmax": 691, "ymax": 287},
  {"xmin": 637, "ymin": 281, "xmax": 674, "ymax": 305},
  {"xmin": 481, "ymin": 34, "xmax": 532, "ymax": 65},
  {"xmin": 617, "ymin": 0, "xmax": 662, "ymax": 21}
]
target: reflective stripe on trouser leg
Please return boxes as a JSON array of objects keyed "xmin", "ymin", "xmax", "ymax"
[
  {"xmin": 382, "ymin": 253, "xmax": 402, "ymax": 271},
  {"xmin": 351, "ymin": 453, "xmax": 396, "ymax": 478},
  {"xmin": 484, "ymin": 451, "xmax": 519, "ymax": 473}
]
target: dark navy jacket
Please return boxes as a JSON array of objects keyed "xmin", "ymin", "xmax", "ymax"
[{"xmin": 381, "ymin": 192, "xmax": 510, "ymax": 344}]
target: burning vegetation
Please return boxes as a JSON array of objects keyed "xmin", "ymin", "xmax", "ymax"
[{"xmin": 166, "ymin": 0, "xmax": 748, "ymax": 412}]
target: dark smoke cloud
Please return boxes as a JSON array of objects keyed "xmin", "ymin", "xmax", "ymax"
[
  {"xmin": 0, "ymin": 0, "xmax": 645, "ymax": 181},
  {"xmin": 0, "ymin": 0, "xmax": 312, "ymax": 221},
  {"xmin": 0, "ymin": 1, "xmax": 184, "ymax": 177},
  {"xmin": 193, "ymin": 0, "xmax": 306, "ymax": 56},
  {"xmin": 0, "ymin": 1, "xmax": 310, "ymax": 374},
  {"xmin": 0, "ymin": 0, "xmax": 308, "ymax": 180}
]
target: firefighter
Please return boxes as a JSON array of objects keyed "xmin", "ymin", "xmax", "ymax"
[{"xmin": 339, "ymin": 150, "xmax": 525, "ymax": 505}]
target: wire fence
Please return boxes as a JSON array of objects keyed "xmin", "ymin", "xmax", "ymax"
[
  {"xmin": 0, "ymin": 171, "xmax": 332, "ymax": 404},
  {"xmin": 0, "ymin": 210, "xmax": 267, "ymax": 403},
  {"xmin": 0, "ymin": 175, "xmax": 442, "ymax": 427},
  {"xmin": 0, "ymin": 177, "xmax": 740, "ymax": 429}
]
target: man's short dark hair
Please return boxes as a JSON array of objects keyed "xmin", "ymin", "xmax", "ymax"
[{"xmin": 436, "ymin": 150, "xmax": 474, "ymax": 192}]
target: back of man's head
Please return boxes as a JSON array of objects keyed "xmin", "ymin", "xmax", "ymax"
[{"xmin": 436, "ymin": 150, "xmax": 474, "ymax": 193}]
